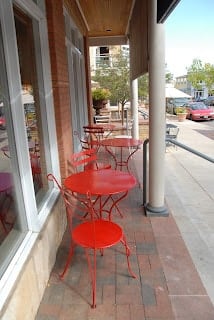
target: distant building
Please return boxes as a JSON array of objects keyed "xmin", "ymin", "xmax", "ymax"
[
  {"xmin": 175, "ymin": 74, "xmax": 208, "ymax": 99},
  {"xmin": 90, "ymin": 45, "xmax": 129, "ymax": 76}
]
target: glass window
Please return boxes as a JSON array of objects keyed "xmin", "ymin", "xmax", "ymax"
[
  {"xmin": 0, "ymin": 25, "xmax": 20, "ymax": 247},
  {"xmin": 64, "ymin": 10, "xmax": 87, "ymax": 152},
  {"xmin": 14, "ymin": 8, "xmax": 49, "ymax": 203},
  {"xmin": 0, "ymin": 0, "xmax": 58, "ymax": 277}
]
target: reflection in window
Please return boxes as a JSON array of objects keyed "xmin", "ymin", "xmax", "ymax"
[
  {"xmin": 0, "ymin": 0, "xmax": 52, "ymax": 277},
  {"xmin": 14, "ymin": 8, "xmax": 48, "ymax": 201},
  {"xmin": 0, "ymin": 140, "xmax": 17, "ymax": 244},
  {"xmin": 0, "ymin": 26, "xmax": 18, "ymax": 245},
  {"xmin": 0, "ymin": 4, "xmax": 51, "ymax": 246}
]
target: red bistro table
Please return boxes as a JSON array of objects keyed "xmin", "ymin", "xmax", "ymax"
[
  {"xmin": 93, "ymin": 123, "xmax": 116, "ymax": 131},
  {"xmin": 87, "ymin": 124, "xmax": 116, "ymax": 139},
  {"xmin": 64, "ymin": 169, "xmax": 136, "ymax": 220},
  {"xmin": 100, "ymin": 137, "xmax": 143, "ymax": 172}
]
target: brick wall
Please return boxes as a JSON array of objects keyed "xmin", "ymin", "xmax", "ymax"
[{"xmin": 45, "ymin": 0, "xmax": 73, "ymax": 178}]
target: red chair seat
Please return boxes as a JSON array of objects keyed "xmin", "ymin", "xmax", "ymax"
[
  {"xmin": 47, "ymin": 173, "xmax": 136, "ymax": 308},
  {"xmin": 73, "ymin": 220, "xmax": 122, "ymax": 248}
]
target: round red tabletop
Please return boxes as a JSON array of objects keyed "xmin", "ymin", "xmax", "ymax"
[
  {"xmin": 93, "ymin": 124, "xmax": 116, "ymax": 131},
  {"xmin": 64, "ymin": 169, "xmax": 136, "ymax": 196},
  {"xmin": 0, "ymin": 172, "xmax": 12, "ymax": 192},
  {"xmin": 100, "ymin": 137, "xmax": 143, "ymax": 148}
]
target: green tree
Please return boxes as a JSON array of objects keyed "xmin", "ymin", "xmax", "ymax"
[
  {"xmin": 187, "ymin": 59, "xmax": 205, "ymax": 91},
  {"xmin": 165, "ymin": 71, "xmax": 173, "ymax": 83},
  {"xmin": 92, "ymin": 48, "xmax": 130, "ymax": 123},
  {"xmin": 138, "ymin": 73, "xmax": 149, "ymax": 103},
  {"xmin": 165, "ymin": 63, "xmax": 174, "ymax": 83},
  {"xmin": 204, "ymin": 63, "xmax": 214, "ymax": 95}
]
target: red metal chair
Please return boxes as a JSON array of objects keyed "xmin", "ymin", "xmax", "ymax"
[
  {"xmin": 69, "ymin": 148, "xmax": 111, "ymax": 173},
  {"xmin": 83, "ymin": 125, "xmax": 105, "ymax": 150},
  {"xmin": 68, "ymin": 148, "xmax": 112, "ymax": 218},
  {"xmin": 69, "ymin": 149, "xmax": 124, "ymax": 220},
  {"xmin": 74, "ymin": 130, "xmax": 90, "ymax": 150},
  {"xmin": 47, "ymin": 173, "xmax": 136, "ymax": 308},
  {"xmin": 30, "ymin": 153, "xmax": 43, "ymax": 188}
]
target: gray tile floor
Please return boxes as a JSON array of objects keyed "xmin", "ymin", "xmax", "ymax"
[{"xmin": 36, "ymin": 117, "xmax": 214, "ymax": 319}]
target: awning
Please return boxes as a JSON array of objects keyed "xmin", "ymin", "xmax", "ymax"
[{"xmin": 165, "ymin": 85, "xmax": 192, "ymax": 98}]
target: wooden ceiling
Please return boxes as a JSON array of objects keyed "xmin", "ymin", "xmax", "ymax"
[
  {"xmin": 76, "ymin": 0, "xmax": 181, "ymax": 45},
  {"xmin": 77, "ymin": 0, "xmax": 134, "ymax": 38}
]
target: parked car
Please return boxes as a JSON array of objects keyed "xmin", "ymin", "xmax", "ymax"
[
  {"xmin": 204, "ymin": 96, "xmax": 214, "ymax": 106},
  {"xmin": 183, "ymin": 102, "xmax": 214, "ymax": 121},
  {"xmin": 166, "ymin": 97, "xmax": 192, "ymax": 115}
]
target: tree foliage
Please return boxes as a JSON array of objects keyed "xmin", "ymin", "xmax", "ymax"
[
  {"xmin": 187, "ymin": 59, "xmax": 214, "ymax": 95},
  {"xmin": 165, "ymin": 72, "xmax": 173, "ymax": 83},
  {"xmin": 187, "ymin": 59, "xmax": 205, "ymax": 90},
  {"xmin": 92, "ymin": 49, "xmax": 130, "ymax": 108},
  {"xmin": 204, "ymin": 63, "xmax": 214, "ymax": 94},
  {"xmin": 138, "ymin": 74, "xmax": 149, "ymax": 102}
]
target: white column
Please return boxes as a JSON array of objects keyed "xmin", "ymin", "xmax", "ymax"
[
  {"xmin": 146, "ymin": 0, "xmax": 168, "ymax": 216},
  {"xmin": 131, "ymin": 78, "xmax": 139, "ymax": 139}
]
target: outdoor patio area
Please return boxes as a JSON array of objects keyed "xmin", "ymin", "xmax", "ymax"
[{"xmin": 35, "ymin": 146, "xmax": 214, "ymax": 320}]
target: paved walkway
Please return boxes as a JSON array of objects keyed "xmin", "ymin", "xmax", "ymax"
[
  {"xmin": 36, "ymin": 118, "xmax": 214, "ymax": 319},
  {"xmin": 164, "ymin": 118, "xmax": 214, "ymax": 309}
]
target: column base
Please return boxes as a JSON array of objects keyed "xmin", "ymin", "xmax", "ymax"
[{"xmin": 145, "ymin": 203, "xmax": 169, "ymax": 217}]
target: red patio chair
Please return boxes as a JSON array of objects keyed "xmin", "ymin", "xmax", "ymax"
[
  {"xmin": 68, "ymin": 148, "xmax": 111, "ymax": 218},
  {"xmin": 47, "ymin": 173, "xmax": 136, "ymax": 308},
  {"xmin": 74, "ymin": 130, "xmax": 90, "ymax": 150},
  {"xmin": 68, "ymin": 148, "xmax": 111, "ymax": 173},
  {"xmin": 30, "ymin": 153, "xmax": 42, "ymax": 188},
  {"xmin": 83, "ymin": 125, "xmax": 105, "ymax": 150}
]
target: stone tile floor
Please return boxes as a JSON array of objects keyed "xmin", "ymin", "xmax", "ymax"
[
  {"xmin": 35, "ymin": 180, "xmax": 214, "ymax": 319},
  {"xmin": 36, "ymin": 122, "xmax": 214, "ymax": 319}
]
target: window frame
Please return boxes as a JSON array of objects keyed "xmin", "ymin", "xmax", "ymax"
[
  {"xmin": 0, "ymin": 0, "xmax": 60, "ymax": 307},
  {"xmin": 64, "ymin": 8, "xmax": 88, "ymax": 152}
]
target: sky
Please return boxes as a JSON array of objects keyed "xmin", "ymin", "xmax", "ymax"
[{"xmin": 165, "ymin": 0, "xmax": 214, "ymax": 77}]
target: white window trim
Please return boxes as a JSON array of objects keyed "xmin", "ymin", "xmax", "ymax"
[
  {"xmin": 64, "ymin": 7, "xmax": 88, "ymax": 152},
  {"xmin": 0, "ymin": 0, "xmax": 60, "ymax": 309},
  {"xmin": 0, "ymin": 0, "xmax": 61, "ymax": 231}
]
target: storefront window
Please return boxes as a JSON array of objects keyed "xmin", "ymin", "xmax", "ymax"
[
  {"xmin": 14, "ymin": 8, "xmax": 49, "ymax": 202},
  {"xmin": 0, "ymin": 25, "xmax": 20, "ymax": 247},
  {"xmin": 0, "ymin": 0, "xmax": 58, "ymax": 277}
]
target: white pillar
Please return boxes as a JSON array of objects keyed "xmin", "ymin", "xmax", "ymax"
[
  {"xmin": 131, "ymin": 78, "xmax": 139, "ymax": 139},
  {"xmin": 146, "ymin": 0, "xmax": 168, "ymax": 216}
]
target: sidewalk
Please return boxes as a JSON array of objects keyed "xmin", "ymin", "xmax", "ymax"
[
  {"xmin": 36, "ymin": 118, "xmax": 214, "ymax": 319},
  {"xmin": 164, "ymin": 118, "xmax": 214, "ymax": 307},
  {"xmin": 132, "ymin": 117, "xmax": 214, "ymax": 319}
]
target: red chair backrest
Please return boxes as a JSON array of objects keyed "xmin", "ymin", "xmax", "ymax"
[
  {"xmin": 47, "ymin": 173, "xmax": 87, "ymax": 232},
  {"xmin": 30, "ymin": 153, "xmax": 41, "ymax": 174},
  {"xmin": 83, "ymin": 125, "xmax": 104, "ymax": 145},
  {"xmin": 70, "ymin": 149, "xmax": 98, "ymax": 172},
  {"xmin": 74, "ymin": 130, "xmax": 90, "ymax": 150}
]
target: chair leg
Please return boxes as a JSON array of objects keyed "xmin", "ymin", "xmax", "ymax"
[
  {"xmin": 59, "ymin": 241, "xmax": 75, "ymax": 279},
  {"xmin": 120, "ymin": 235, "xmax": 137, "ymax": 279},
  {"xmin": 85, "ymin": 248, "xmax": 97, "ymax": 308}
]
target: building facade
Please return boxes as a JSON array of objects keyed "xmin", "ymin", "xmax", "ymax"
[
  {"xmin": 0, "ymin": 0, "xmax": 180, "ymax": 318},
  {"xmin": 175, "ymin": 74, "xmax": 209, "ymax": 99}
]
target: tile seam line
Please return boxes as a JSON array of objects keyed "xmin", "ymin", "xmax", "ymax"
[{"xmin": 169, "ymin": 294, "xmax": 209, "ymax": 297}]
